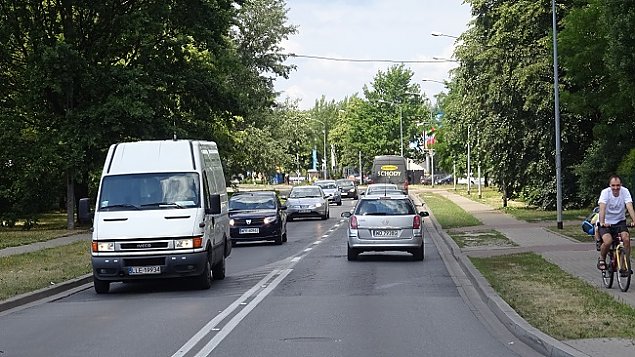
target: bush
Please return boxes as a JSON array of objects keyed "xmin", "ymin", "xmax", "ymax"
[{"xmin": 617, "ymin": 148, "xmax": 635, "ymax": 190}]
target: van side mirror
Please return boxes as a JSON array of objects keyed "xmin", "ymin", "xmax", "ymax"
[
  {"xmin": 207, "ymin": 194, "xmax": 222, "ymax": 214},
  {"xmin": 78, "ymin": 198, "xmax": 93, "ymax": 225},
  {"xmin": 419, "ymin": 211, "xmax": 429, "ymax": 217}
]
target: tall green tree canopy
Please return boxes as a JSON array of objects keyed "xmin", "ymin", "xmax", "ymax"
[{"xmin": 0, "ymin": 0, "xmax": 296, "ymax": 226}]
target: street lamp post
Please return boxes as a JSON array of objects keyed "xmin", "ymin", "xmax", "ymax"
[
  {"xmin": 399, "ymin": 105, "xmax": 403, "ymax": 156},
  {"xmin": 323, "ymin": 127, "xmax": 327, "ymax": 179},
  {"xmin": 379, "ymin": 93, "xmax": 420, "ymax": 157},
  {"xmin": 377, "ymin": 99, "xmax": 405, "ymax": 157},
  {"xmin": 308, "ymin": 117, "xmax": 328, "ymax": 179},
  {"xmin": 416, "ymin": 120, "xmax": 435, "ymax": 187},
  {"xmin": 421, "ymin": 79, "xmax": 446, "ymax": 85},
  {"xmin": 477, "ymin": 129, "xmax": 482, "ymax": 199},
  {"xmin": 431, "ymin": 32, "xmax": 459, "ymax": 39},
  {"xmin": 467, "ymin": 125, "xmax": 471, "ymax": 195},
  {"xmin": 552, "ymin": 0, "xmax": 563, "ymax": 229}
]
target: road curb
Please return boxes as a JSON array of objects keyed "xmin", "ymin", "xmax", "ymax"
[
  {"xmin": 0, "ymin": 274, "xmax": 93, "ymax": 313},
  {"xmin": 414, "ymin": 192, "xmax": 590, "ymax": 357}
]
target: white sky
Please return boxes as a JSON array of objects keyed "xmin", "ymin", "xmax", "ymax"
[{"xmin": 275, "ymin": 0, "xmax": 473, "ymax": 109}]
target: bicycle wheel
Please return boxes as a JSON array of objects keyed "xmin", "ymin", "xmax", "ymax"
[
  {"xmin": 602, "ymin": 253, "xmax": 614, "ymax": 289},
  {"xmin": 616, "ymin": 248, "xmax": 631, "ymax": 292}
]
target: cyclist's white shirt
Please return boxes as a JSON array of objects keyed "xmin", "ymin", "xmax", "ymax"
[{"xmin": 598, "ymin": 186, "xmax": 633, "ymax": 224}]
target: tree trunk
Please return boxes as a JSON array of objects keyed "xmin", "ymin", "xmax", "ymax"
[
  {"xmin": 502, "ymin": 180, "xmax": 508, "ymax": 208},
  {"xmin": 66, "ymin": 170, "xmax": 75, "ymax": 229}
]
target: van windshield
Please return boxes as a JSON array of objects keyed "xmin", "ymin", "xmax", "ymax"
[{"xmin": 98, "ymin": 173, "xmax": 200, "ymax": 211}]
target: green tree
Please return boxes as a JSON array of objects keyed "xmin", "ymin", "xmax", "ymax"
[
  {"xmin": 560, "ymin": 0, "xmax": 635, "ymax": 204},
  {"xmin": 0, "ymin": 0, "xmax": 296, "ymax": 227}
]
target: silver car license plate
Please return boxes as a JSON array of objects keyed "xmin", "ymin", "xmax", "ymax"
[
  {"xmin": 373, "ymin": 230, "xmax": 399, "ymax": 238},
  {"xmin": 240, "ymin": 228, "xmax": 259, "ymax": 234},
  {"xmin": 128, "ymin": 266, "xmax": 161, "ymax": 275}
]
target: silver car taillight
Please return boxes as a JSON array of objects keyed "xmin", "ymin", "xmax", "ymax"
[
  {"xmin": 413, "ymin": 215, "xmax": 421, "ymax": 229},
  {"xmin": 350, "ymin": 215, "xmax": 358, "ymax": 229}
]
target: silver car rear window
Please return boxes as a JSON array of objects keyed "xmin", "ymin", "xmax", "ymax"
[
  {"xmin": 290, "ymin": 187, "xmax": 322, "ymax": 198},
  {"xmin": 355, "ymin": 199, "xmax": 415, "ymax": 215}
]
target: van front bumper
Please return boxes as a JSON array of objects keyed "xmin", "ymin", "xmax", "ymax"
[{"xmin": 91, "ymin": 251, "xmax": 207, "ymax": 282}]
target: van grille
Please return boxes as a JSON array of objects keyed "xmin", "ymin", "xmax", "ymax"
[
  {"xmin": 234, "ymin": 218, "xmax": 265, "ymax": 225},
  {"xmin": 120, "ymin": 241, "xmax": 169, "ymax": 250}
]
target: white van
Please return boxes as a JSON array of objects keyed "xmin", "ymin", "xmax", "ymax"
[{"xmin": 84, "ymin": 140, "xmax": 231, "ymax": 294}]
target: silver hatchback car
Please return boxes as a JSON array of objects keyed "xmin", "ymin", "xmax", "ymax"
[
  {"xmin": 342, "ymin": 194, "xmax": 429, "ymax": 261},
  {"xmin": 285, "ymin": 185, "xmax": 329, "ymax": 221}
]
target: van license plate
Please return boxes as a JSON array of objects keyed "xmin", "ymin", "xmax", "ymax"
[
  {"xmin": 128, "ymin": 266, "xmax": 161, "ymax": 275},
  {"xmin": 240, "ymin": 228, "xmax": 259, "ymax": 234},
  {"xmin": 373, "ymin": 230, "xmax": 399, "ymax": 238}
]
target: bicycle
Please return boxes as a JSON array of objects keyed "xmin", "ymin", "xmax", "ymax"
[{"xmin": 600, "ymin": 232, "xmax": 631, "ymax": 292}]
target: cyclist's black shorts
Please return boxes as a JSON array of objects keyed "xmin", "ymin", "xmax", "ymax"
[{"xmin": 598, "ymin": 220, "xmax": 628, "ymax": 239}]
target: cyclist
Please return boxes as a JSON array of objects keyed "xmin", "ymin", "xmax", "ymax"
[{"xmin": 597, "ymin": 175, "xmax": 635, "ymax": 271}]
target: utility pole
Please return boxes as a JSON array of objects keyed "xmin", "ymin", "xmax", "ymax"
[
  {"xmin": 467, "ymin": 125, "xmax": 471, "ymax": 195},
  {"xmin": 359, "ymin": 151, "xmax": 363, "ymax": 185}
]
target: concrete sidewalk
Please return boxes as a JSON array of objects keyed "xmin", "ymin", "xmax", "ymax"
[
  {"xmin": 425, "ymin": 188, "xmax": 635, "ymax": 357},
  {"xmin": 0, "ymin": 232, "xmax": 91, "ymax": 258}
]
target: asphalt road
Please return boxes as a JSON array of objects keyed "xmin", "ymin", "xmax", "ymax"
[{"xmin": 0, "ymin": 198, "xmax": 541, "ymax": 357}]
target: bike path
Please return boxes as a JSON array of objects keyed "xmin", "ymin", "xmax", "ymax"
[
  {"xmin": 426, "ymin": 188, "xmax": 635, "ymax": 357},
  {"xmin": 0, "ymin": 232, "xmax": 91, "ymax": 258}
]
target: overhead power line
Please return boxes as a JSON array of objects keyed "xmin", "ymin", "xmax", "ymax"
[{"xmin": 284, "ymin": 53, "xmax": 456, "ymax": 64}]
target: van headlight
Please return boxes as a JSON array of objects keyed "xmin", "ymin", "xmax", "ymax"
[
  {"xmin": 175, "ymin": 237, "xmax": 203, "ymax": 249},
  {"xmin": 92, "ymin": 241, "xmax": 114, "ymax": 252},
  {"xmin": 314, "ymin": 203, "xmax": 323, "ymax": 208},
  {"xmin": 229, "ymin": 218, "xmax": 235, "ymax": 226},
  {"xmin": 264, "ymin": 216, "xmax": 277, "ymax": 224}
]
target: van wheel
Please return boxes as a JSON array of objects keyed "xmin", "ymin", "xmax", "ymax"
[
  {"xmin": 274, "ymin": 233, "xmax": 283, "ymax": 245},
  {"xmin": 282, "ymin": 231, "xmax": 287, "ymax": 243},
  {"xmin": 94, "ymin": 278, "xmax": 110, "ymax": 294},
  {"xmin": 212, "ymin": 253, "xmax": 226, "ymax": 280},
  {"xmin": 197, "ymin": 254, "xmax": 213, "ymax": 289}
]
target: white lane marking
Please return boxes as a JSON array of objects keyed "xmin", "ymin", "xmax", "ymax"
[
  {"xmin": 312, "ymin": 241, "xmax": 321, "ymax": 245},
  {"xmin": 171, "ymin": 270, "xmax": 279, "ymax": 357},
  {"xmin": 174, "ymin": 219, "xmax": 344, "ymax": 357},
  {"xmin": 193, "ymin": 269, "xmax": 294, "ymax": 357}
]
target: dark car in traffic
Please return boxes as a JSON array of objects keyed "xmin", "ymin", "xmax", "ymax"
[
  {"xmin": 336, "ymin": 179, "xmax": 358, "ymax": 199},
  {"xmin": 435, "ymin": 175, "xmax": 454, "ymax": 185},
  {"xmin": 228, "ymin": 191, "xmax": 287, "ymax": 245}
]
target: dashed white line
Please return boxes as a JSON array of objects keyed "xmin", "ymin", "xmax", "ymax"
[
  {"xmin": 193, "ymin": 269, "xmax": 294, "ymax": 357},
  {"xmin": 171, "ymin": 270, "xmax": 280, "ymax": 357},
  {"xmin": 173, "ymin": 219, "xmax": 345, "ymax": 357}
]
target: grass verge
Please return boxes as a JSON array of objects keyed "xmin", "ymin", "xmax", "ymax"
[
  {"xmin": 450, "ymin": 229, "xmax": 517, "ymax": 248},
  {"xmin": 471, "ymin": 252, "xmax": 635, "ymax": 340},
  {"xmin": 1, "ymin": 212, "xmax": 88, "ymax": 249},
  {"xmin": 420, "ymin": 192, "xmax": 481, "ymax": 229},
  {"xmin": 546, "ymin": 222, "xmax": 594, "ymax": 243},
  {"xmin": 448, "ymin": 186, "xmax": 591, "ymax": 223},
  {"xmin": 0, "ymin": 241, "xmax": 91, "ymax": 301},
  {"xmin": 0, "ymin": 229, "xmax": 87, "ymax": 249},
  {"xmin": 448, "ymin": 186, "xmax": 525, "ymax": 208},
  {"xmin": 500, "ymin": 207, "xmax": 589, "ymax": 223}
]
